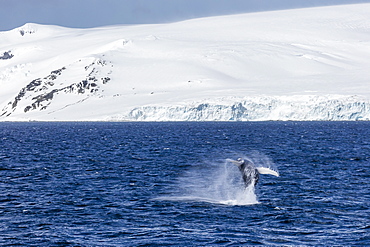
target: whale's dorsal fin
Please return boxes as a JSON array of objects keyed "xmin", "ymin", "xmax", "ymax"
[{"xmin": 256, "ymin": 167, "xmax": 279, "ymax": 177}]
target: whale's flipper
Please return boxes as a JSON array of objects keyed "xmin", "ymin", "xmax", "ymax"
[{"xmin": 256, "ymin": 167, "xmax": 279, "ymax": 177}]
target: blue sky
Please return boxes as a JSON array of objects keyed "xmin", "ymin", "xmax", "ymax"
[{"xmin": 0, "ymin": 0, "xmax": 369, "ymax": 31}]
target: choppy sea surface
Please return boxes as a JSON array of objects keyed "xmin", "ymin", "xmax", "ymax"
[{"xmin": 0, "ymin": 121, "xmax": 369, "ymax": 246}]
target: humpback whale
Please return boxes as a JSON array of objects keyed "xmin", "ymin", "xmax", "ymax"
[{"xmin": 227, "ymin": 158, "xmax": 279, "ymax": 187}]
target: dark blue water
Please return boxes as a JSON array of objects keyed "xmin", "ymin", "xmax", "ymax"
[{"xmin": 0, "ymin": 122, "xmax": 369, "ymax": 246}]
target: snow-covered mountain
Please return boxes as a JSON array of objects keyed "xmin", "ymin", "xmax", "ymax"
[{"xmin": 1, "ymin": 4, "xmax": 370, "ymax": 121}]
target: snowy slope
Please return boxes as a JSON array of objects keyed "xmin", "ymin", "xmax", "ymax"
[{"xmin": 1, "ymin": 4, "xmax": 370, "ymax": 121}]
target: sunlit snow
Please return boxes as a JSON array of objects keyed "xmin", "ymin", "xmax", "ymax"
[{"xmin": 1, "ymin": 4, "xmax": 370, "ymax": 121}]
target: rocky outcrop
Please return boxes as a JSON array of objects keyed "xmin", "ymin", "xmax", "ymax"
[
  {"xmin": 1, "ymin": 58, "xmax": 111, "ymax": 117},
  {"xmin": 0, "ymin": 51, "xmax": 14, "ymax": 60}
]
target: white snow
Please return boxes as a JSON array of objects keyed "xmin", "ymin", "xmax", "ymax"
[{"xmin": 1, "ymin": 4, "xmax": 370, "ymax": 121}]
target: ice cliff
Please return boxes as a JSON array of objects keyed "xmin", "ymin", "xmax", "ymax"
[{"xmin": 123, "ymin": 96, "xmax": 370, "ymax": 121}]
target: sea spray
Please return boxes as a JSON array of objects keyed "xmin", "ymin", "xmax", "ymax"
[
  {"xmin": 158, "ymin": 158, "xmax": 265, "ymax": 205},
  {"xmin": 204, "ymin": 160, "xmax": 259, "ymax": 205}
]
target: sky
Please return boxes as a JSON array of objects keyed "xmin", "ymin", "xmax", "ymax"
[{"xmin": 1, "ymin": 0, "xmax": 370, "ymax": 31}]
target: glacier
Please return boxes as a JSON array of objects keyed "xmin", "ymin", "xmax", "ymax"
[
  {"xmin": 1, "ymin": 4, "xmax": 370, "ymax": 121},
  {"xmin": 117, "ymin": 95, "xmax": 370, "ymax": 121}
]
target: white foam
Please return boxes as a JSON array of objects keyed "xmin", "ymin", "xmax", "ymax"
[{"xmin": 156, "ymin": 160, "xmax": 262, "ymax": 206}]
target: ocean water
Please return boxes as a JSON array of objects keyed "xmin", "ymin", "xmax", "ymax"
[{"xmin": 0, "ymin": 121, "xmax": 369, "ymax": 246}]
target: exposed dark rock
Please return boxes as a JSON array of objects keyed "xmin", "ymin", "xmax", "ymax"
[
  {"xmin": 2, "ymin": 59, "xmax": 112, "ymax": 116},
  {"xmin": 102, "ymin": 77, "xmax": 111, "ymax": 84},
  {"xmin": 51, "ymin": 67, "xmax": 66, "ymax": 75},
  {"xmin": 24, "ymin": 106, "xmax": 32, "ymax": 113},
  {"xmin": 44, "ymin": 67, "xmax": 66, "ymax": 81},
  {"xmin": 26, "ymin": 79, "xmax": 42, "ymax": 91},
  {"xmin": 8, "ymin": 68, "xmax": 64, "ymax": 112},
  {"xmin": 12, "ymin": 89, "xmax": 27, "ymax": 109},
  {"xmin": 19, "ymin": 29, "xmax": 35, "ymax": 36},
  {"xmin": 88, "ymin": 77, "xmax": 98, "ymax": 82},
  {"xmin": 32, "ymin": 89, "xmax": 58, "ymax": 102},
  {"xmin": 0, "ymin": 51, "xmax": 14, "ymax": 60}
]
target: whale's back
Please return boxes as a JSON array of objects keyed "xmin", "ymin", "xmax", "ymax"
[{"xmin": 239, "ymin": 160, "xmax": 259, "ymax": 187}]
